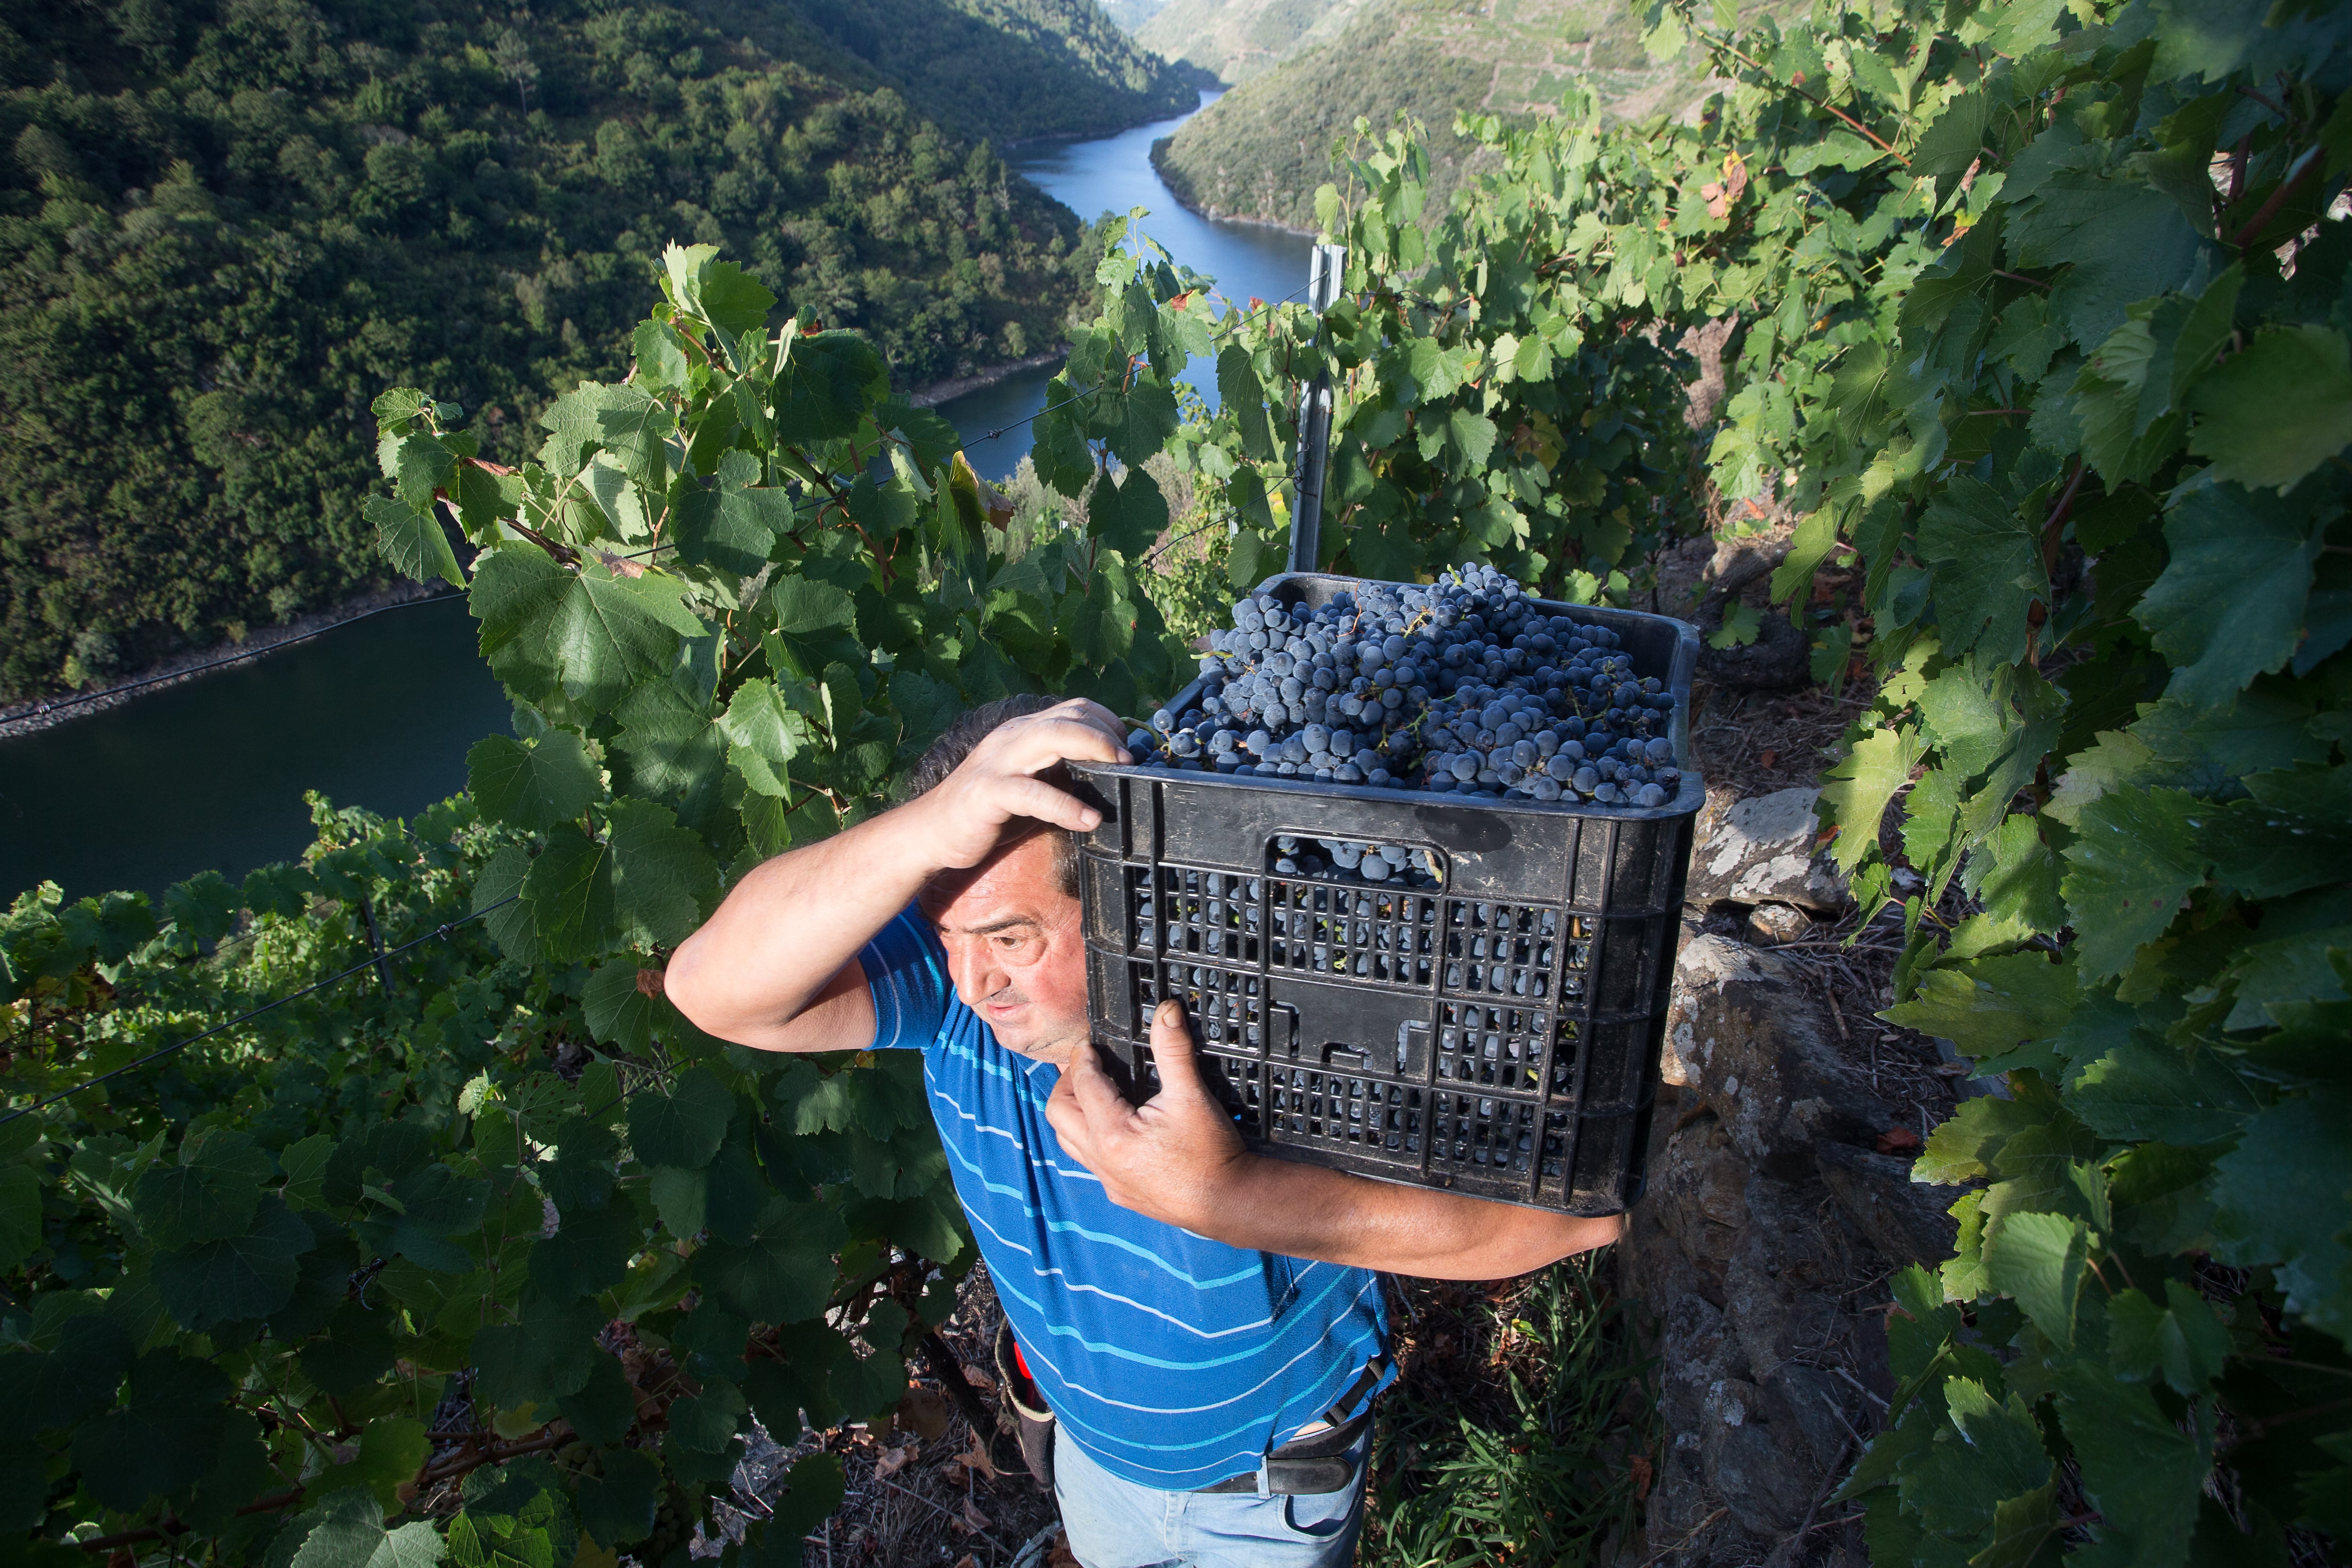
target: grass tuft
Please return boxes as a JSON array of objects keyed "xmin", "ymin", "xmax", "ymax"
[{"xmin": 1362, "ymin": 1250, "xmax": 1655, "ymax": 1568}]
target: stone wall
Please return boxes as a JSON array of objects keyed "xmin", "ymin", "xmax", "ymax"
[{"xmin": 1616, "ymin": 791, "xmax": 1962, "ymax": 1567}]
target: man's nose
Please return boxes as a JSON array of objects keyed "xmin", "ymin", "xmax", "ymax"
[{"xmin": 946, "ymin": 937, "xmax": 1005, "ymax": 1009}]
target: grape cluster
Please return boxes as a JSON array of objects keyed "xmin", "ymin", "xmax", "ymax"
[{"xmin": 1126, "ymin": 564, "xmax": 1685, "ymax": 830}]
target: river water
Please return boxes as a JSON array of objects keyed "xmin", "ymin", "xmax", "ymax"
[{"xmin": 0, "ymin": 92, "xmax": 1307, "ymax": 903}]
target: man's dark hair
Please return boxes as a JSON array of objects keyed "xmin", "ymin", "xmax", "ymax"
[{"xmin": 900, "ymin": 693, "xmax": 1083, "ymax": 900}]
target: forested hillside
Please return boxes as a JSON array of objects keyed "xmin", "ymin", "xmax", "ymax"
[
  {"xmin": 0, "ymin": 0, "xmax": 1188, "ymax": 705},
  {"xmin": 1148, "ymin": 0, "xmax": 1702, "ymax": 230},
  {"xmin": 1131, "ymin": 0, "xmax": 1365, "ymax": 85},
  {"xmin": 792, "ymin": 0, "xmax": 1201, "ymax": 137}
]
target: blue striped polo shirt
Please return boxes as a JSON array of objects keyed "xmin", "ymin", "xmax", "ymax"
[{"xmin": 858, "ymin": 905, "xmax": 1393, "ymax": 1489}]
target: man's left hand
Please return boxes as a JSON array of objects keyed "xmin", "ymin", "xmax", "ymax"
[{"xmin": 1045, "ymin": 999, "xmax": 1249, "ymax": 1233}]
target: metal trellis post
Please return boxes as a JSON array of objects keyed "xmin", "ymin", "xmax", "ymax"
[{"xmin": 1287, "ymin": 243, "xmax": 1348, "ymax": 575}]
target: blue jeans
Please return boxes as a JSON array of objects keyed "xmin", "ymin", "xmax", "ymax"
[{"xmin": 1051, "ymin": 1421, "xmax": 1370, "ymax": 1568}]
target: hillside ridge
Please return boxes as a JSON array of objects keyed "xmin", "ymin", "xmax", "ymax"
[{"xmin": 1148, "ymin": 0, "xmax": 1723, "ymax": 232}]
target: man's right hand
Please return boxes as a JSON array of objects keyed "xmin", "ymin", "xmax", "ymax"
[{"xmin": 907, "ymin": 698, "xmax": 1132, "ymax": 870}]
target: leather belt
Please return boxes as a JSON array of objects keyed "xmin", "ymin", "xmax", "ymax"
[{"xmin": 1192, "ymin": 1406, "xmax": 1373, "ymax": 1495}]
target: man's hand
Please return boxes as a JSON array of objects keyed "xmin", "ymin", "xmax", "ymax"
[
  {"xmin": 1046, "ymin": 999, "xmax": 1252, "ymax": 1234},
  {"xmin": 1049, "ymin": 999, "xmax": 1629, "ymax": 1278},
  {"xmin": 909, "ymin": 698, "xmax": 1132, "ymax": 871}
]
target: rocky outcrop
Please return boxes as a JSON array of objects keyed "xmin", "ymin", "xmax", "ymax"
[
  {"xmin": 1685, "ymin": 786, "xmax": 1850, "ymax": 916},
  {"xmin": 1621, "ymin": 933, "xmax": 1961, "ymax": 1568}
]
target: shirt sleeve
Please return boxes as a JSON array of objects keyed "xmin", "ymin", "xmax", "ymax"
[{"xmin": 855, "ymin": 904, "xmax": 952, "ymax": 1051}]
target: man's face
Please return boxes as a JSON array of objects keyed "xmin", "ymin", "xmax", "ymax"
[{"xmin": 918, "ymin": 830, "xmax": 1090, "ymax": 1064}]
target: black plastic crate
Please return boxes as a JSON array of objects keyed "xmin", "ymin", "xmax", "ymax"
[{"xmin": 1066, "ymin": 573, "xmax": 1702, "ymax": 1215}]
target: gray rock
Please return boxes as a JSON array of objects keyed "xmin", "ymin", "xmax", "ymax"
[
  {"xmin": 1661, "ymin": 936, "xmax": 1894, "ymax": 1179},
  {"xmin": 1743, "ymin": 901, "xmax": 1811, "ymax": 946},
  {"xmin": 1700, "ymin": 1379, "xmax": 1811, "ymax": 1535},
  {"xmin": 1629, "ymin": 1111, "xmax": 1749, "ymax": 1308},
  {"xmin": 1686, "ymin": 786, "xmax": 1850, "ymax": 915},
  {"xmin": 1816, "ymin": 1141, "xmax": 1963, "ymax": 1268}
]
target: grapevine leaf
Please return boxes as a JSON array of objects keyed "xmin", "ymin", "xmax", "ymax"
[
  {"xmin": 1218, "ymin": 344, "xmax": 1275, "ymax": 461},
  {"xmin": 2068, "ymin": 1038, "xmax": 2261, "ymax": 1145},
  {"xmin": 606, "ymin": 799, "xmax": 721, "ymax": 949},
  {"xmin": 2005, "ymin": 172, "xmax": 2202, "ymax": 348},
  {"xmin": 775, "ymin": 330, "xmax": 888, "ymax": 443},
  {"xmin": 2204, "ymin": 764, "xmax": 2352, "ymax": 899},
  {"xmin": 717, "ymin": 679, "xmax": 807, "ymax": 799},
  {"xmin": 162, "ymin": 870, "xmax": 240, "ymax": 950},
  {"xmin": 474, "ymin": 552, "xmax": 707, "ymax": 712},
  {"xmin": 1886, "ymin": 951, "xmax": 2075, "ymax": 1076},
  {"xmin": 69, "ymin": 1351, "xmax": 232, "ymax": 1510},
  {"xmin": 308, "ymin": 1417, "xmax": 431, "ymax": 1512},
  {"xmin": 0, "ymin": 1166, "xmax": 40, "ymax": 1272},
  {"xmin": 632, "ymin": 318, "xmax": 691, "ymax": 392},
  {"xmin": 1089, "ymin": 463, "xmax": 1168, "ymax": 557},
  {"xmin": 1820, "ymin": 726, "xmax": 1922, "ymax": 872},
  {"xmin": 529, "ymin": 1203, "xmax": 641, "ymax": 1301},
  {"xmin": 762, "ymin": 1453, "xmax": 849, "ymax": 1544},
  {"xmin": 612, "ymin": 680, "xmax": 726, "ymax": 828},
  {"xmin": 626, "ymin": 1067, "xmax": 734, "ymax": 1170},
  {"xmin": 665, "ymin": 243, "xmax": 778, "ymax": 336},
  {"xmin": 468, "ymin": 731, "xmax": 601, "ymax": 833},
  {"xmin": 2060, "ymin": 787, "xmax": 2207, "ymax": 981},
  {"xmin": 1915, "ymin": 478, "xmax": 2044, "ymax": 668},
  {"xmin": 2221, "ymin": 924, "xmax": 2351, "ymax": 1031},
  {"xmin": 283, "ymin": 1483, "xmax": 447, "ymax": 1568},
  {"xmin": 595, "ymin": 389, "xmax": 673, "ymax": 497},
  {"xmin": 1972, "ymin": 1483, "xmax": 2065, "ymax": 1568},
  {"xmin": 522, "ymin": 825, "xmax": 618, "ymax": 961},
  {"xmin": 21, "ymin": 1312, "xmax": 134, "ymax": 1429},
  {"xmin": 1911, "ymin": 93, "xmax": 1992, "ymax": 210},
  {"xmin": 555, "ymin": 1354, "xmax": 637, "ymax": 1448},
  {"xmin": 668, "ymin": 1380, "xmax": 748, "ymax": 1452},
  {"xmin": 672, "ymin": 1301, "xmax": 753, "ymax": 1386},
  {"xmin": 582, "ymin": 961, "xmax": 656, "ymax": 1054},
  {"xmin": 471, "ymin": 1290, "xmax": 607, "ymax": 1409},
  {"xmin": 133, "ymin": 1128, "xmax": 271, "ymax": 1248},
  {"xmin": 649, "ymin": 1164, "xmax": 707, "ymax": 1237},
  {"xmin": 763, "ymin": 579, "xmax": 860, "ymax": 679},
  {"xmin": 0, "ymin": 1448, "xmax": 48, "ymax": 1533},
  {"xmin": 357, "ymin": 1160, "xmax": 490, "ymax": 1275},
  {"xmin": 695, "ymin": 1195, "xmax": 850, "ymax": 1323},
  {"xmin": 1906, "ymin": 1379, "xmax": 2052, "ymax": 1536},
  {"xmin": 2135, "ymin": 485, "xmax": 2325, "ymax": 710},
  {"xmin": 673, "ymin": 452, "xmax": 793, "ymax": 579},
  {"xmin": 1982, "ymin": 1210, "xmax": 2089, "ymax": 1348},
  {"xmin": 888, "ymin": 669, "xmax": 959, "ymax": 763},
  {"xmin": 2208, "ymin": 1090, "xmax": 2352, "ymax": 1337},
  {"xmin": 367, "ymin": 495, "xmax": 465, "ymax": 589},
  {"xmin": 474, "ymin": 844, "xmax": 545, "ymax": 964},
  {"xmin": 2186, "ymin": 325, "xmax": 2352, "ymax": 492},
  {"xmin": 1959, "ymin": 813, "xmax": 2067, "ymax": 935},
  {"xmin": 2051, "ymin": 1359, "xmax": 2209, "ymax": 1568},
  {"xmin": 575, "ymin": 1447, "xmax": 661, "ymax": 1550},
  {"xmin": 2106, "ymin": 1280, "xmax": 2230, "ymax": 1394},
  {"xmin": 151, "ymin": 1194, "xmax": 314, "ymax": 1332},
  {"xmin": 540, "ymin": 383, "xmax": 640, "ymax": 478}
]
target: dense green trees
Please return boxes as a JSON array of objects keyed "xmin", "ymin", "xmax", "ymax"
[
  {"xmin": 0, "ymin": 0, "xmax": 1191, "ymax": 703},
  {"xmin": 795, "ymin": 0, "xmax": 1204, "ymax": 137}
]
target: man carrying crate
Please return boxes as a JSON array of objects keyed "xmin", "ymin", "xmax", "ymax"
[{"xmin": 667, "ymin": 695, "xmax": 1623, "ymax": 1568}]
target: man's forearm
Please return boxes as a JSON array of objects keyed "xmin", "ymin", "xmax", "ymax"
[
  {"xmin": 665, "ymin": 806, "xmax": 938, "ymax": 1049},
  {"xmin": 1188, "ymin": 1154, "xmax": 1623, "ymax": 1280}
]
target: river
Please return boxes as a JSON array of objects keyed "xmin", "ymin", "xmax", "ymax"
[{"xmin": 0, "ymin": 91, "xmax": 1308, "ymax": 904}]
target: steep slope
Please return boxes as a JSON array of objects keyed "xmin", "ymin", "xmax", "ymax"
[
  {"xmin": 0, "ymin": 0, "xmax": 1099, "ymax": 700},
  {"xmin": 1151, "ymin": 0, "xmax": 1714, "ymax": 231},
  {"xmin": 791, "ymin": 0, "xmax": 1200, "ymax": 138},
  {"xmin": 1103, "ymin": 0, "xmax": 1176, "ymax": 30},
  {"xmin": 1132, "ymin": 0, "xmax": 1367, "ymax": 84}
]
